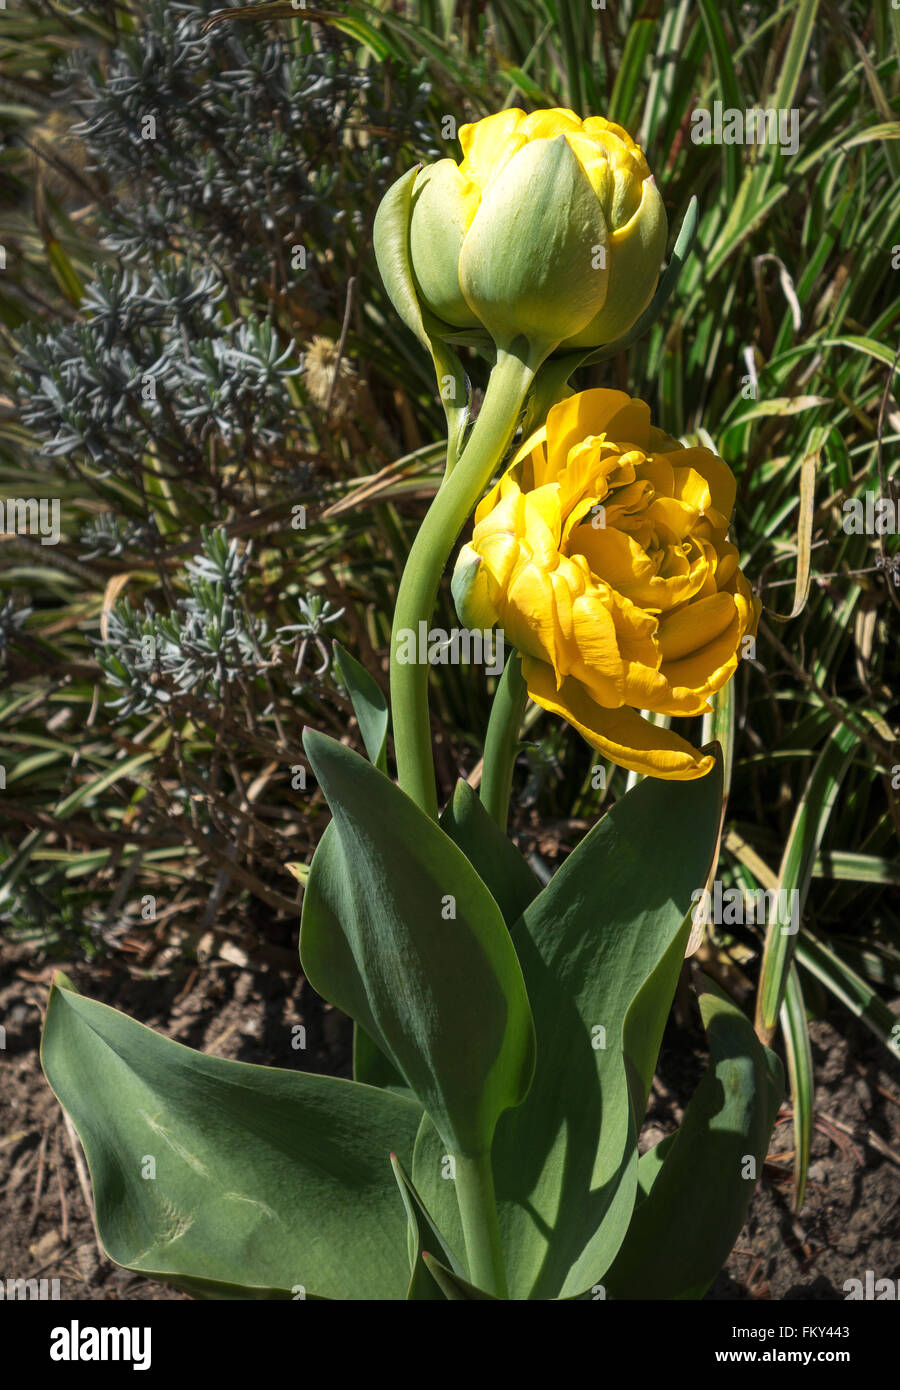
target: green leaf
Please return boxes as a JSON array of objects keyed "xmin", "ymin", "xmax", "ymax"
[
  {"xmin": 414, "ymin": 764, "xmax": 723, "ymax": 1299},
  {"xmin": 352, "ymin": 1019, "xmax": 407, "ymax": 1091},
  {"xmin": 697, "ymin": 0, "xmax": 742, "ymax": 202},
  {"xmin": 770, "ymin": 0, "xmax": 821, "ymax": 112},
  {"xmin": 781, "ymin": 964, "xmax": 814, "ymax": 1210},
  {"xmin": 46, "ymin": 239, "xmax": 84, "ymax": 305},
  {"xmin": 41, "ymin": 974, "xmax": 422, "ymax": 1301},
  {"xmin": 300, "ymin": 729, "xmax": 536, "ymax": 1158},
  {"xmin": 332, "ymin": 641, "xmax": 389, "ymax": 772},
  {"xmin": 390, "ymin": 1153, "xmax": 463, "ymax": 1300},
  {"xmin": 422, "ymin": 1252, "xmax": 498, "ymax": 1299},
  {"xmin": 755, "ymin": 722, "xmax": 856, "ymax": 1042},
  {"xmin": 607, "ymin": 14, "xmax": 657, "ymax": 132},
  {"xmin": 604, "ymin": 980, "xmax": 784, "ymax": 1300},
  {"xmin": 795, "ymin": 929, "xmax": 900, "ymax": 1060},
  {"xmin": 327, "ymin": 14, "xmax": 393, "ymax": 61},
  {"xmin": 439, "ymin": 778, "xmax": 541, "ymax": 931}
]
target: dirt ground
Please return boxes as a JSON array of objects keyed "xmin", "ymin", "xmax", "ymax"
[{"xmin": 2, "ymin": 927, "xmax": 898, "ymax": 1302}]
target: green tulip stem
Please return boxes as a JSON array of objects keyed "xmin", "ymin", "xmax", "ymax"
[
  {"xmin": 454, "ymin": 1150, "xmax": 508, "ymax": 1298},
  {"xmin": 390, "ymin": 344, "xmax": 542, "ymax": 819},
  {"xmin": 480, "ymin": 647, "xmax": 528, "ymax": 832}
]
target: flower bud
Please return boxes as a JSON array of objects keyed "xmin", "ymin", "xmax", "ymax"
[{"xmin": 403, "ymin": 108, "xmax": 667, "ymax": 356}]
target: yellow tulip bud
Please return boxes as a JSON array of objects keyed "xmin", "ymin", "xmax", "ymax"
[
  {"xmin": 406, "ymin": 108, "xmax": 667, "ymax": 355},
  {"xmin": 453, "ymin": 389, "xmax": 760, "ymax": 780}
]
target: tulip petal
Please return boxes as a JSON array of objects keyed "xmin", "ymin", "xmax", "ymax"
[
  {"xmin": 544, "ymin": 389, "xmax": 652, "ymax": 477},
  {"xmin": 458, "ymin": 109, "xmax": 526, "ymax": 190},
  {"xmin": 521, "ymin": 656, "xmax": 715, "ymax": 780},
  {"xmin": 521, "ymin": 108, "xmax": 583, "ymax": 139},
  {"xmin": 657, "ymin": 592, "xmax": 736, "ymax": 662},
  {"xmin": 672, "ymin": 448, "xmax": 737, "ymax": 521}
]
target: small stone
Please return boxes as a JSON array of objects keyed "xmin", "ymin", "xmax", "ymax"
[{"xmin": 29, "ymin": 1229, "xmax": 61, "ymax": 1261}]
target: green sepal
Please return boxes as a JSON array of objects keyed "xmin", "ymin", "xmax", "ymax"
[
  {"xmin": 373, "ymin": 165, "xmax": 470, "ymax": 469},
  {"xmin": 449, "ymin": 550, "xmax": 484, "ymax": 630},
  {"xmin": 517, "ymin": 196, "xmax": 702, "ymax": 437},
  {"xmin": 579, "ymin": 195, "xmax": 700, "ymax": 366}
]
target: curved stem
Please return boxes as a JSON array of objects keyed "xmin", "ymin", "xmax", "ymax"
[
  {"xmin": 454, "ymin": 1150, "xmax": 508, "ymax": 1298},
  {"xmin": 480, "ymin": 647, "xmax": 527, "ymax": 832},
  {"xmin": 390, "ymin": 346, "xmax": 540, "ymax": 819}
]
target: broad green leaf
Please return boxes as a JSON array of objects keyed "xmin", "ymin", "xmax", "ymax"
[
  {"xmin": 300, "ymin": 729, "xmax": 536, "ymax": 1158},
  {"xmin": 332, "ymin": 641, "xmax": 389, "ymax": 772},
  {"xmin": 414, "ymin": 764, "xmax": 723, "ymax": 1299},
  {"xmin": 604, "ymin": 981, "xmax": 783, "ymax": 1300},
  {"xmin": 353, "ymin": 1018, "xmax": 407, "ymax": 1091},
  {"xmin": 297, "ymin": 820, "xmax": 406, "ymax": 1092},
  {"xmin": 439, "ymin": 778, "xmax": 540, "ymax": 932},
  {"xmin": 41, "ymin": 974, "xmax": 422, "ymax": 1301},
  {"xmin": 301, "ymin": 820, "xmax": 408, "ymax": 1093}
]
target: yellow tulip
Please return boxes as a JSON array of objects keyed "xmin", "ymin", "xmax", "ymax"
[
  {"xmin": 407, "ymin": 108, "xmax": 667, "ymax": 355},
  {"xmin": 452, "ymin": 389, "xmax": 760, "ymax": 780}
]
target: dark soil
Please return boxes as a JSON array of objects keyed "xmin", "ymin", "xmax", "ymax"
[{"xmin": 2, "ymin": 932, "xmax": 898, "ymax": 1301}]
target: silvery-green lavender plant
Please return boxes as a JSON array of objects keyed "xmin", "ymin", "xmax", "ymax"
[{"xmin": 6, "ymin": 2, "xmax": 439, "ymax": 943}]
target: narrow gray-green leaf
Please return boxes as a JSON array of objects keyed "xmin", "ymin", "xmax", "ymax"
[
  {"xmin": 756, "ymin": 722, "xmax": 856, "ymax": 1042},
  {"xmin": 781, "ymin": 964, "xmax": 814, "ymax": 1209}
]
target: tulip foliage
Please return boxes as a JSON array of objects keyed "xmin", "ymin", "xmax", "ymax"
[{"xmin": 42, "ymin": 108, "xmax": 782, "ymax": 1300}]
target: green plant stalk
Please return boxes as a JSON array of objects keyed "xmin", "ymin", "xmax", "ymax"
[
  {"xmin": 480, "ymin": 647, "xmax": 527, "ymax": 831},
  {"xmin": 453, "ymin": 1150, "xmax": 508, "ymax": 1298},
  {"xmin": 390, "ymin": 345, "xmax": 541, "ymax": 819}
]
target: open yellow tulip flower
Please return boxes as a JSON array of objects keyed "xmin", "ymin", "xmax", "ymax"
[
  {"xmin": 407, "ymin": 108, "xmax": 667, "ymax": 355},
  {"xmin": 453, "ymin": 389, "xmax": 760, "ymax": 780}
]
